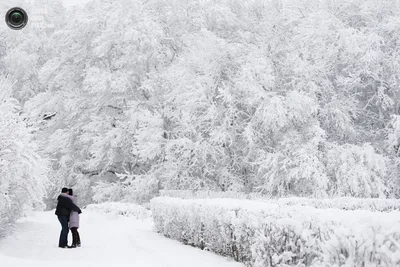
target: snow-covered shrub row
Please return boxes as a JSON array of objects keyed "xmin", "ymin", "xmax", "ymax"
[
  {"xmin": 85, "ymin": 202, "xmax": 151, "ymax": 219},
  {"xmin": 159, "ymin": 190, "xmax": 267, "ymax": 200},
  {"xmin": 160, "ymin": 191, "xmax": 400, "ymax": 212},
  {"xmin": 151, "ymin": 197, "xmax": 400, "ymax": 267},
  {"xmin": 270, "ymin": 197, "xmax": 400, "ymax": 212}
]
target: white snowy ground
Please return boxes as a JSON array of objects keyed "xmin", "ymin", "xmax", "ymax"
[{"xmin": 0, "ymin": 210, "xmax": 244, "ymax": 267}]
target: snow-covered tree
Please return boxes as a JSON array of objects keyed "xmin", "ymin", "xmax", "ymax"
[
  {"xmin": 6, "ymin": 0, "xmax": 400, "ymax": 202},
  {"xmin": 0, "ymin": 76, "xmax": 49, "ymax": 236}
]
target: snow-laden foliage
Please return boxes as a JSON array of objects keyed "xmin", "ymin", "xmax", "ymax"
[
  {"xmin": 151, "ymin": 197, "xmax": 400, "ymax": 267},
  {"xmin": 85, "ymin": 202, "xmax": 150, "ymax": 219},
  {"xmin": 0, "ymin": 76, "xmax": 49, "ymax": 237},
  {"xmin": 325, "ymin": 143, "xmax": 388, "ymax": 197},
  {"xmin": 1, "ymin": 0, "xmax": 400, "ymax": 203}
]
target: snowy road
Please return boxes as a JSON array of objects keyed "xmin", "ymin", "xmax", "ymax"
[{"xmin": 0, "ymin": 211, "xmax": 243, "ymax": 267}]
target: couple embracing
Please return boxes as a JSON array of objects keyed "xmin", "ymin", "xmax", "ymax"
[{"xmin": 55, "ymin": 187, "xmax": 82, "ymax": 248}]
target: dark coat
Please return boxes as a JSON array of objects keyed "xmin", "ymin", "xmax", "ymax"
[{"xmin": 55, "ymin": 193, "xmax": 82, "ymax": 216}]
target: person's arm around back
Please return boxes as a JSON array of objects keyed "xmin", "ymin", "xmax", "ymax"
[{"xmin": 62, "ymin": 197, "xmax": 82, "ymax": 214}]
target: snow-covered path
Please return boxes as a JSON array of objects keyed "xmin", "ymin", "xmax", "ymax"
[{"xmin": 0, "ymin": 211, "xmax": 244, "ymax": 267}]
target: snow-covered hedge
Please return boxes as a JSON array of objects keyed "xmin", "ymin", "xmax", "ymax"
[
  {"xmin": 160, "ymin": 191, "xmax": 400, "ymax": 212},
  {"xmin": 159, "ymin": 190, "xmax": 267, "ymax": 200},
  {"xmin": 86, "ymin": 202, "xmax": 150, "ymax": 219},
  {"xmin": 270, "ymin": 197, "xmax": 400, "ymax": 212},
  {"xmin": 151, "ymin": 197, "xmax": 400, "ymax": 267}
]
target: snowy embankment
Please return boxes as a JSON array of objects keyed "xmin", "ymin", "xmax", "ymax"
[
  {"xmin": 151, "ymin": 197, "xmax": 400, "ymax": 267},
  {"xmin": 0, "ymin": 202, "xmax": 243, "ymax": 267}
]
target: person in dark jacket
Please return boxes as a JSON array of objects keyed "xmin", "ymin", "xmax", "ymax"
[{"xmin": 55, "ymin": 187, "xmax": 82, "ymax": 248}]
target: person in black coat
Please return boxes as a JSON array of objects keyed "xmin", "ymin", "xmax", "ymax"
[{"xmin": 55, "ymin": 187, "xmax": 82, "ymax": 248}]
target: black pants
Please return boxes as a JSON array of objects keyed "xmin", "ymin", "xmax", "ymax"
[
  {"xmin": 70, "ymin": 227, "xmax": 81, "ymax": 246},
  {"xmin": 58, "ymin": 216, "xmax": 69, "ymax": 247}
]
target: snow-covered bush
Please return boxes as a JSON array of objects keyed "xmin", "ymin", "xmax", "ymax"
[
  {"xmin": 85, "ymin": 202, "xmax": 151, "ymax": 219},
  {"xmin": 93, "ymin": 174, "xmax": 160, "ymax": 204},
  {"xmin": 325, "ymin": 143, "xmax": 388, "ymax": 197},
  {"xmin": 151, "ymin": 197, "xmax": 400, "ymax": 267}
]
